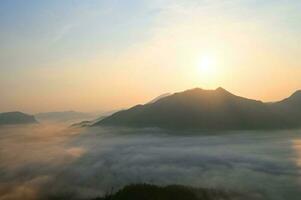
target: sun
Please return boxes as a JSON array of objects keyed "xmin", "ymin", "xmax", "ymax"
[
  {"xmin": 197, "ymin": 55, "xmax": 217, "ymax": 78},
  {"xmin": 195, "ymin": 54, "xmax": 220, "ymax": 87}
]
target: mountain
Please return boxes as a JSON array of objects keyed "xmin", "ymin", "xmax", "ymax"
[
  {"xmin": 0, "ymin": 112, "xmax": 38, "ymax": 125},
  {"xmin": 70, "ymin": 110, "xmax": 121, "ymax": 127},
  {"xmin": 35, "ymin": 111, "xmax": 96, "ymax": 123},
  {"xmin": 71, "ymin": 116, "xmax": 107, "ymax": 128},
  {"xmin": 273, "ymin": 90, "xmax": 301, "ymax": 110},
  {"xmin": 147, "ymin": 93, "xmax": 171, "ymax": 104},
  {"xmin": 90, "ymin": 184, "xmax": 249, "ymax": 200},
  {"xmin": 268, "ymin": 90, "xmax": 301, "ymax": 125},
  {"xmin": 94, "ymin": 87, "xmax": 301, "ymax": 130}
]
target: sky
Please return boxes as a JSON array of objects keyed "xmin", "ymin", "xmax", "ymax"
[{"xmin": 0, "ymin": 0, "xmax": 301, "ymax": 113}]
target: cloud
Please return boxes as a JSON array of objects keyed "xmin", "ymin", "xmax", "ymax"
[
  {"xmin": 1, "ymin": 125, "xmax": 301, "ymax": 200},
  {"xmin": 66, "ymin": 147, "xmax": 86, "ymax": 158}
]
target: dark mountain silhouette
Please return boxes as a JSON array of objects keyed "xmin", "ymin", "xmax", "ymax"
[
  {"xmin": 0, "ymin": 112, "xmax": 38, "ymax": 125},
  {"xmin": 90, "ymin": 184, "xmax": 251, "ymax": 200},
  {"xmin": 94, "ymin": 87, "xmax": 301, "ymax": 130}
]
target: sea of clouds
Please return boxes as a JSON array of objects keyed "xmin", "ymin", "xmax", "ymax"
[{"xmin": 1, "ymin": 124, "xmax": 301, "ymax": 200}]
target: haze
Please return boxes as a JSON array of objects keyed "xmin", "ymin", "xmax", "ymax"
[{"xmin": 1, "ymin": 0, "xmax": 301, "ymax": 113}]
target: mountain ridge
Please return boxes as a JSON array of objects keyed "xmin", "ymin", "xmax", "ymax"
[{"xmin": 94, "ymin": 87, "xmax": 301, "ymax": 130}]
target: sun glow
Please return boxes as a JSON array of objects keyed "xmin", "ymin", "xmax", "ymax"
[
  {"xmin": 195, "ymin": 54, "xmax": 220, "ymax": 88},
  {"xmin": 198, "ymin": 55, "xmax": 217, "ymax": 77}
]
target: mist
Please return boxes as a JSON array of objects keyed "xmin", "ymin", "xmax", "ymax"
[{"xmin": 1, "ymin": 124, "xmax": 301, "ymax": 200}]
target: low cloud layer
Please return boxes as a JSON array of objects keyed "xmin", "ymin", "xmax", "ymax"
[{"xmin": 1, "ymin": 125, "xmax": 301, "ymax": 200}]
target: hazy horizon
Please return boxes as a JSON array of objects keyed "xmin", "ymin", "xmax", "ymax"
[
  {"xmin": 1, "ymin": 0, "xmax": 301, "ymax": 113},
  {"xmin": 0, "ymin": 86, "xmax": 300, "ymax": 114}
]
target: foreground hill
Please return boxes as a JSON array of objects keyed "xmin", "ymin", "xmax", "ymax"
[
  {"xmin": 94, "ymin": 88, "xmax": 301, "ymax": 130},
  {"xmin": 0, "ymin": 112, "xmax": 38, "ymax": 125},
  {"xmin": 91, "ymin": 184, "xmax": 254, "ymax": 200}
]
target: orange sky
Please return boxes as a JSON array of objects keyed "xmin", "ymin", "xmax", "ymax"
[{"xmin": 1, "ymin": 1, "xmax": 301, "ymax": 113}]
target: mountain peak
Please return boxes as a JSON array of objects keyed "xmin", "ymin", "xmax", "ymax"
[
  {"xmin": 215, "ymin": 87, "xmax": 233, "ymax": 96},
  {"xmin": 183, "ymin": 87, "xmax": 229, "ymax": 94},
  {"xmin": 172, "ymin": 87, "xmax": 234, "ymax": 99},
  {"xmin": 216, "ymin": 87, "xmax": 227, "ymax": 92},
  {"xmin": 216, "ymin": 87, "xmax": 225, "ymax": 90}
]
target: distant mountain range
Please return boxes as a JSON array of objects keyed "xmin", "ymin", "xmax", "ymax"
[
  {"xmin": 0, "ymin": 112, "xmax": 38, "ymax": 125},
  {"xmin": 94, "ymin": 87, "xmax": 301, "ymax": 130},
  {"xmin": 35, "ymin": 111, "xmax": 96, "ymax": 123}
]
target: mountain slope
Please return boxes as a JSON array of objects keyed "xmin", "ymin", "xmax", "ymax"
[
  {"xmin": 147, "ymin": 93, "xmax": 171, "ymax": 104},
  {"xmin": 94, "ymin": 88, "xmax": 301, "ymax": 130},
  {"xmin": 0, "ymin": 112, "xmax": 38, "ymax": 125},
  {"xmin": 268, "ymin": 90, "xmax": 301, "ymax": 125}
]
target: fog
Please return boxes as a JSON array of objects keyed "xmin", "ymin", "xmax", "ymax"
[{"xmin": 1, "ymin": 124, "xmax": 301, "ymax": 200}]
